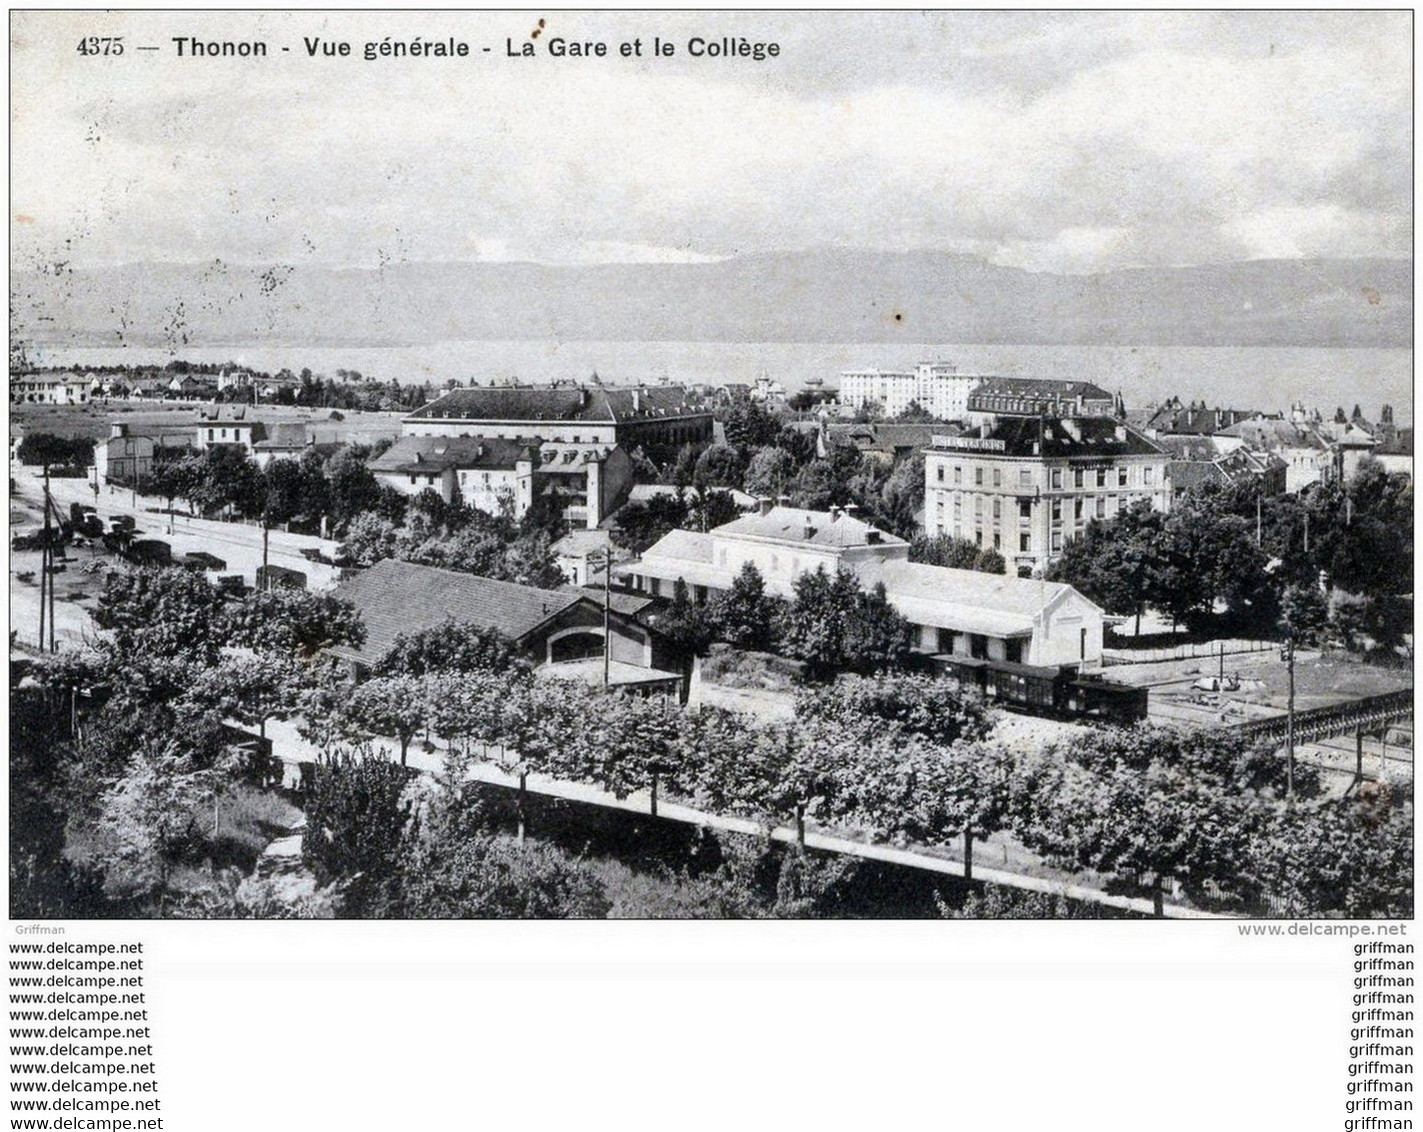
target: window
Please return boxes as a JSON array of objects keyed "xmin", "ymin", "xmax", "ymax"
[
  {"xmin": 970, "ymin": 634, "xmax": 988, "ymax": 660},
  {"xmin": 975, "ymin": 531, "xmax": 983, "ymax": 546},
  {"xmin": 1051, "ymin": 500, "xmax": 1062, "ymax": 522},
  {"xmin": 1019, "ymin": 532, "xmax": 1031, "ymax": 552},
  {"xmin": 1018, "ymin": 468, "xmax": 1032, "ymax": 488},
  {"xmin": 1051, "ymin": 468, "xmax": 1062, "ymax": 489},
  {"xmin": 1019, "ymin": 499, "xmax": 1032, "ymax": 519},
  {"xmin": 1074, "ymin": 468, "xmax": 1085, "ymax": 488},
  {"xmin": 1096, "ymin": 469, "xmax": 1107, "ymax": 488},
  {"xmin": 1118, "ymin": 466, "xmax": 1128, "ymax": 487},
  {"xmin": 1144, "ymin": 466, "xmax": 1155, "ymax": 485},
  {"xmin": 208, "ymin": 429, "xmax": 215, "ymax": 442},
  {"xmin": 993, "ymin": 532, "xmax": 1001, "ymax": 550},
  {"xmin": 937, "ymin": 465, "xmax": 944, "ymax": 483},
  {"xmin": 1005, "ymin": 639, "xmax": 1023, "ymax": 664},
  {"xmin": 992, "ymin": 467, "xmax": 1002, "ymax": 487},
  {"xmin": 975, "ymin": 467, "xmax": 984, "ymax": 486},
  {"xmin": 1096, "ymin": 497, "xmax": 1106, "ymax": 519},
  {"xmin": 1074, "ymin": 499, "xmax": 1084, "ymax": 521},
  {"xmin": 992, "ymin": 499, "xmax": 1001, "ymax": 520},
  {"xmin": 954, "ymin": 466, "xmax": 962, "ymax": 485},
  {"xmin": 1051, "ymin": 531, "xmax": 1062, "ymax": 552},
  {"xmin": 975, "ymin": 497, "xmax": 983, "ymax": 516},
  {"xmin": 409, "ymin": 475, "xmax": 416, "ymax": 485}
]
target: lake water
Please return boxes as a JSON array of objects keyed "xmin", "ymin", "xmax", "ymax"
[{"xmin": 26, "ymin": 340, "xmax": 1413, "ymax": 424}]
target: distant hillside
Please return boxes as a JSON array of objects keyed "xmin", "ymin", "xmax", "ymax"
[{"xmin": 10, "ymin": 251, "xmax": 1411, "ymax": 349}]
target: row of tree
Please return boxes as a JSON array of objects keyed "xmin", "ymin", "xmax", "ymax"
[
  {"xmin": 295, "ymin": 644, "xmax": 1410, "ymax": 918},
  {"xmin": 1048, "ymin": 467, "xmax": 1412, "ymax": 647}
]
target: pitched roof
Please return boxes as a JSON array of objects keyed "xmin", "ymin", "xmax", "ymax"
[
  {"xmin": 368, "ymin": 436, "xmax": 527, "ymax": 474},
  {"xmin": 713, "ymin": 506, "xmax": 906, "ymax": 548},
  {"xmin": 968, "ymin": 376, "xmax": 1114, "ymax": 402},
  {"xmin": 1166, "ymin": 461, "xmax": 1228, "ymax": 493},
  {"xmin": 858, "ymin": 559, "xmax": 1080, "ymax": 617},
  {"xmin": 254, "ymin": 422, "xmax": 310, "ymax": 450},
  {"xmin": 331, "ymin": 559, "xmax": 584, "ymax": 665},
  {"xmin": 930, "ymin": 417, "xmax": 1164, "ymax": 459},
  {"xmin": 1216, "ymin": 418, "xmax": 1330, "ymax": 451},
  {"xmin": 405, "ymin": 384, "xmax": 707, "ymax": 424},
  {"xmin": 1155, "ymin": 434, "xmax": 1222, "ymax": 461}
]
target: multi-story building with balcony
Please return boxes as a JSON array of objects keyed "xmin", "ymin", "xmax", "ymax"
[{"xmin": 923, "ymin": 418, "xmax": 1170, "ymax": 577}]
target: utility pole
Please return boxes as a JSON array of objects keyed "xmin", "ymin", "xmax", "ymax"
[
  {"xmin": 1256, "ymin": 493, "xmax": 1262, "ymax": 546},
  {"xmin": 38, "ymin": 467, "xmax": 49, "ymax": 652},
  {"xmin": 261, "ymin": 517, "xmax": 270, "ymax": 592},
  {"xmin": 602, "ymin": 550, "xmax": 612, "ymax": 690},
  {"xmin": 1285, "ymin": 637, "xmax": 1296, "ymax": 800}
]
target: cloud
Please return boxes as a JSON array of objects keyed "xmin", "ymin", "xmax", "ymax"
[{"xmin": 10, "ymin": 11, "xmax": 1411, "ymax": 273}]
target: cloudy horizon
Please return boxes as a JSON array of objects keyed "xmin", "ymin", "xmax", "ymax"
[{"xmin": 11, "ymin": 10, "xmax": 1412, "ymax": 275}]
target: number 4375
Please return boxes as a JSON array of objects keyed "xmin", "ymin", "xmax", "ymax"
[{"xmin": 76, "ymin": 36, "xmax": 124, "ymax": 56}]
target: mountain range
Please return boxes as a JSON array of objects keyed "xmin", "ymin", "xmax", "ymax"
[{"xmin": 10, "ymin": 250, "xmax": 1411, "ymax": 350}]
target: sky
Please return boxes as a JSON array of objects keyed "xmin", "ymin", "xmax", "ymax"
[{"xmin": 10, "ymin": 10, "xmax": 1413, "ymax": 274}]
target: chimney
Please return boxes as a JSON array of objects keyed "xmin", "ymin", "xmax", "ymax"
[
  {"xmin": 1114, "ymin": 425, "xmax": 1127, "ymax": 442},
  {"xmin": 829, "ymin": 505, "xmax": 842, "ymax": 522},
  {"xmin": 803, "ymin": 518, "xmax": 815, "ymax": 540},
  {"xmin": 979, "ymin": 422, "xmax": 990, "ymax": 439},
  {"xmin": 758, "ymin": 497, "xmax": 774, "ymax": 516},
  {"xmin": 632, "ymin": 388, "xmax": 642, "ymax": 412},
  {"xmin": 111, "ymin": 423, "xmax": 128, "ymax": 439}
]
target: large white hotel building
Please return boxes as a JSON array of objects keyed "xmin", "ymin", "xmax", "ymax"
[{"xmin": 837, "ymin": 362, "xmax": 978, "ymax": 420}]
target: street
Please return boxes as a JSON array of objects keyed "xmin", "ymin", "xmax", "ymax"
[{"xmin": 12, "ymin": 465, "xmax": 344, "ymax": 591}]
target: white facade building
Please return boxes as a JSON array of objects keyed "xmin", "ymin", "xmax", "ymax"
[{"xmin": 838, "ymin": 362, "xmax": 979, "ymax": 420}]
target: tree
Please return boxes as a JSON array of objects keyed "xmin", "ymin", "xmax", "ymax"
[
  {"xmin": 221, "ymin": 590, "xmax": 365, "ymax": 658},
  {"xmin": 692, "ymin": 444, "xmax": 745, "ymax": 491},
  {"xmin": 302, "ymin": 752, "xmax": 415, "ymax": 917},
  {"xmin": 875, "ymin": 452, "xmax": 925, "ymax": 538},
  {"xmin": 893, "ymin": 399, "xmax": 936, "ymax": 422},
  {"xmin": 690, "ymin": 488, "xmax": 742, "ymax": 533},
  {"xmin": 709, "ymin": 562, "xmax": 783, "ymax": 652},
  {"xmin": 184, "ymin": 653, "xmax": 311, "ymax": 742},
  {"xmin": 646, "ymin": 578, "xmax": 714, "ymax": 657},
  {"xmin": 722, "ymin": 399, "xmax": 781, "ymax": 449},
  {"xmin": 94, "ymin": 568, "xmax": 228, "ymax": 661},
  {"xmin": 779, "ymin": 566, "xmax": 911, "ymax": 677},
  {"xmin": 334, "ymin": 676, "xmax": 431, "ymax": 765},
  {"xmin": 398, "ymin": 831, "xmax": 611, "ymax": 919},
  {"xmin": 262, "ymin": 457, "xmax": 308, "ymax": 525},
  {"xmin": 376, "ymin": 620, "xmax": 527, "ymax": 677},
  {"xmin": 796, "ymin": 672, "xmax": 994, "ymax": 748},
  {"xmin": 910, "ymin": 533, "xmax": 1004, "ymax": 574},
  {"xmin": 192, "ymin": 447, "xmax": 266, "ymax": 518},
  {"xmin": 146, "ymin": 453, "xmax": 204, "ymax": 513},
  {"xmin": 17, "ymin": 433, "xmax": 94, "ymax": 468},
  {"xmin": 325, "ymin": 446, "xmax": 382, "ymax": 528},
  {"xmin": 742, "ymin": 446, "xmax": 799, "ymax": 499}
]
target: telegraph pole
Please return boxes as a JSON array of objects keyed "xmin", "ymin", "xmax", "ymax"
[
  {"xmin": 38, "ymin": 467, "xmax": 49, "ymax": 652},
  {"xmin": 1285, "ymin": 637, "xmax": 1296, "ymax": 800},
  {"xmin": 602, "ymin": 550, "xmax": 612, "ymax": 690}
]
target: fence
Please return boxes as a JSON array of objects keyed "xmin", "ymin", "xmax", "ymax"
[
  {"xmin": 1231, "ymin": 688, "xmax": 1414, "ymax": 746},
  {"xmin": 1101, "ymin": 638, "xmax": 1275, "ymax": 667}
]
